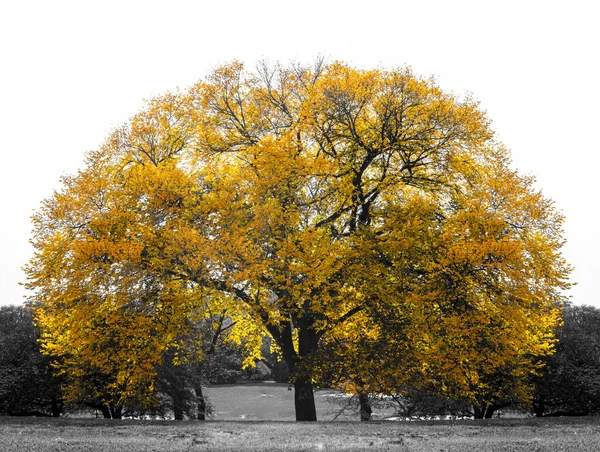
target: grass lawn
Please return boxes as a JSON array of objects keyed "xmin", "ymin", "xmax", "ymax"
[
  {"xmin": 204, "ymin": 382, "xmax": 376, "ymax": 421},
  {"xmin": 2, "ymin": 416, "xmax": 599, "ymax": 451},
  {"xmin": 2, "ymin": 385, "xmax": 599, "ymax": 450}
]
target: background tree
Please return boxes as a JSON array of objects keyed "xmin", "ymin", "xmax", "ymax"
[
  {"xmin": 0, "ymin": 305, "xmax": 63, "ymax": 416},
  {"xmin": 533, "ymin": 304, "xmax": 600, "ymax": 416}
]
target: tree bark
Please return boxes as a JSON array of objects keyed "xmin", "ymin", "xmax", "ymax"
[
  {"xmin": 195, "ymin": 386, "xmax": 206, "ymax": 420},
  {"xmin": 294, "ymin": 375, "xmax": 317, "ymax": 421},
  {"xmin": 260, "ymin": 301, "xmax": 322, "ymax": 421},
  {"xmin": 270, "ymin": 314, "xmax": 319, "ymax": 421},
  {"xmin": 294, "ymin": 317, "xmax": 319, "ymax": 421},
  {"xmin": 359, "ymin": 394, "xmax": 372, "ymax": 421}
]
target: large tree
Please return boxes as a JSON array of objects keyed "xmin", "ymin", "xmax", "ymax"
[{"xmin": 26, "ymin": 61, "xmax": 570, "ymax": 421}]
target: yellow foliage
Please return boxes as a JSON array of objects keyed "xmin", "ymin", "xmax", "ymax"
[{"xmin": 25, "ymin": 60, "xmax": 571, "ymax": 415}]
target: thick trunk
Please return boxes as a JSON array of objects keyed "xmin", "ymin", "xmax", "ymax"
[
  {"xmin": 294, "ymin": 376, "xmax": 317, "ymax": 421},
  {"xmin": 359, "ymin": 394, "xmax": 372, "ymax": 421},
  {"xmin": 273, "ymin": 316, "xmax": 319, "ymax": 421},
  {"xmin": 172, "ymin": 388, "xmax": 186, "ymax": 420},
  {"xmin": 473, "ymin": 405, "xmax": 485, "ymax": 419},
  {"xmin": 263, "ymin": 305, "xmax": 320, "ymax": 421}
]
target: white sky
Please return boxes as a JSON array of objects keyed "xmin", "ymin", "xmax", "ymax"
[{"xmin": 0, "ymin": 1, "xmax": 598, "ymax": 307}]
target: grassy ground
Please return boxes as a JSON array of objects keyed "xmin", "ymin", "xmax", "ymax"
[
  {"xmin": 2, "ymin": 416, "xmax": 599, "ymax": 451},
  {"xmin": 3, "ymin": 385, "xmax": 599, "ymax": 450},
  {"xmin": 204, "ymin": 382, "xmax": 379, "ymax": 421}
]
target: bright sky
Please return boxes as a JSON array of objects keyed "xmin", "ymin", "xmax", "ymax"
[{"xmin": 1, "ymin": 1, "xmax": 598, "ymax": 307}]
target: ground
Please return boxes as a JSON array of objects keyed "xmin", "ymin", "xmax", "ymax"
[
  {"xmin": 2, "ymin": 416, "xmax": 599, "ymax": 451},
  {"xmin": 2, "ymin": 384, "xmax": 599, "ymax": 451}
]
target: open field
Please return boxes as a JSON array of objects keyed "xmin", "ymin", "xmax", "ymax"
[
  {"xmin": 204, "ymin": 382, "xmax": 389, "ymax": 421},
  {"xmin": 2, "ymin": 417, "xmax": 600, "ymax": 451},
  {"xmin": 2, "ymin": 384, "xmax": 599, "ymax": 450}
]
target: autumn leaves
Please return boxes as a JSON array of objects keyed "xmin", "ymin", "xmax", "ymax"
[{"xmin": 25, "ymin": 61, "xmax": 571, "ymax": 421}]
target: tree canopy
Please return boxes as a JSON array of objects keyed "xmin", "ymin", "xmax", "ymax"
[{"xmin": 25, "ymin": 60, "xmax": 571, "ymax": 421}]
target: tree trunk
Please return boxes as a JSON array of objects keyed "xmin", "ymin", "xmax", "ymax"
[
  {"xmin": 109, "ymin": 404, "xmax": 122, "ymax": 419},
  {"xmin": 533, "ymin": 398, "xmax": 545, "ymax": 417},
  {"xmin": 195, "ymin": 386, "xmax": 206, "ymax": 421},
  {"xmin": 51, "ymin": 398, "xmax": 63, "ymax": 417},
  {"xmin": 294, "ymin": 375, "xmax": 317, "ymax": 421},
  {"xmin": 86, "ymin": 401, "xmax": 112, "ymax": 419},
  {"xmin": 173, "ymin": 403, "xmax": 184, "ymax": 421},
  {"xmin": 100, "ymin": 405, "xmax": 111, "ymax": 419},
  {"xmin": 474, "ymin": 403, "xmax": 498, "ymax": 419},
  {"xmin": 473, "ymin": 405, "xmax": 485, "ymax": 419},
  {"xmin": 267, "ymin": 312, "xmax": 319, "ymax": 421},
  {"xmin": 359, "ymin": 393, "xmax": 372, "ymax": 421},
  {"xmin": 484, "ymin": 404, "xmax": 497, "ymax": 419}
]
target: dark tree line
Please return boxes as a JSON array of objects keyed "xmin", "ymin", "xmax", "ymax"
[
  {"xmin": 533, "ymin": 304, "xmax": 600, "ymax": 416},
  {"xmin": 0, "ymin": 305, "xmax": 62, "ymax": 416}
]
